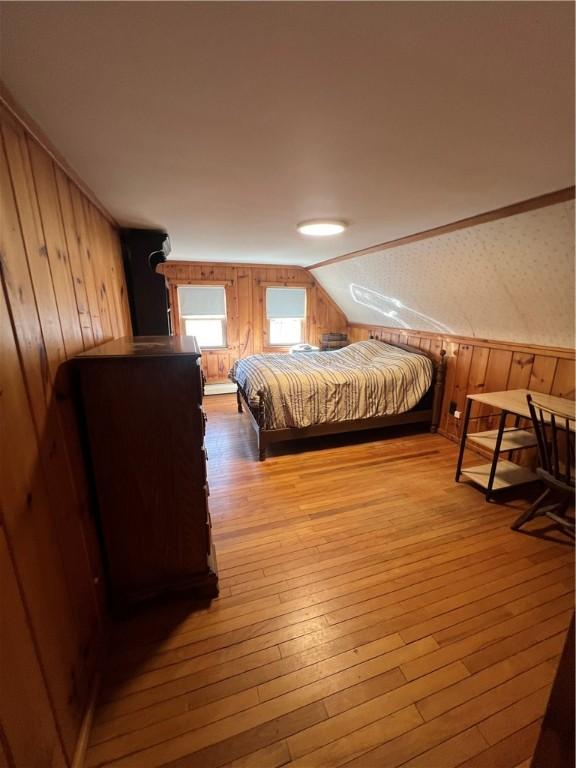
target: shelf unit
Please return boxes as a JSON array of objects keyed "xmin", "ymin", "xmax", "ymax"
[{"xmin": 455, "ymin": 391, "xmax": 541, "ymax": 500}]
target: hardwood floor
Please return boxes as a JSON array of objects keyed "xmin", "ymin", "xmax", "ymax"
[{"xmin": 87, "ymin": 394, "xmax": 574, "ymax": 768}]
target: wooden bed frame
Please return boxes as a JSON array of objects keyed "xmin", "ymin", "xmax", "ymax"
[{"xmin": 230, "ymin": 338, "xmax": 447, "ymax": 461}]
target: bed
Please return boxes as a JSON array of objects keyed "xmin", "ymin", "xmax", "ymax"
[{"xmin": 229, "ymin": 338, "xmax": 447, "ymax": 460}]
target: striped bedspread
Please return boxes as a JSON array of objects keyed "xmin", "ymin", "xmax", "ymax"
[{"xmin": 230, "ymin": 340, "xmax": 433, "ymax": 430}]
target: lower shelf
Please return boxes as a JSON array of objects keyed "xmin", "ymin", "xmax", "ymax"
[
  {"xmin": 466, "ymin": 427, "xmax": 537, "ymax": 452},
  {"xmin": 461, "ymin": 460, "xmax": 538, "ymax": 491}
]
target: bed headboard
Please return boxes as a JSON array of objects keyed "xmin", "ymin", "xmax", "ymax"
[{"xmin": 368, "ymin": 334, "xmax": 443, "ymax": 364}]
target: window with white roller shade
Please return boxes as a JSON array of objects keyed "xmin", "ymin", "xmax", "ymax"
[
  {"xmin": 178, "ymin": 286, "xmax": 227, "ymax": 348},
  {"xmin": 265, "ymin": 287, "xmax": 306, "ymax": 345}
]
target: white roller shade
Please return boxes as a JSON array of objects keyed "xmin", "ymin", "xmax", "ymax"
[
  {"xmin": 266, "ymin": 287, "xmax": 306, "ymax": 319},
  {"xmin": 178, "ymin": 286, "xmax": 226, "ymax": 317}
]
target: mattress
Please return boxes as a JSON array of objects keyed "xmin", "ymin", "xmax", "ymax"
[{"xmin": 230, "ymin": 340, "xmax": 434, "ymax": 430}]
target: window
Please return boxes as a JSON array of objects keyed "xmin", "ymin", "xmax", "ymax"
[
  {"xmin": 266, "ymin": 286, "xmax": 306, "ymax": 346},
  {"xmin": 178, "ymin": 285, "xmax": 227, "ymax": 348}
]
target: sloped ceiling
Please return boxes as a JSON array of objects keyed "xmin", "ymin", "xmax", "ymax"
[
  {"xmin": 311, "ymin": 201, "xmax": 575, "ymax": 348},
  {"xmin": 0, "ymin": 1, "xmax": 574, "ymax": 265}
]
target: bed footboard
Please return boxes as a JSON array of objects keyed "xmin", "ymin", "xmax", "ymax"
[
  {"xmin": 255, "ymin": 390, "xmax": 266, "ymax": 461},
  {"xmin": 230, "ymin": 376, "xmax": 269, "ymax": 460}
]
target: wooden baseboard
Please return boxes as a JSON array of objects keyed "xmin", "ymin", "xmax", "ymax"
[
  {"xmin": 438, "ymin": 427, "xmax": 455, "ymax": 443},
  {"xmin": 71, "ymin": 632, "xmax": 109, "ymax": 768}
]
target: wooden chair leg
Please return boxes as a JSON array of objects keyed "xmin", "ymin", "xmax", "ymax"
[
  {"xmin": 546, "ymin": 498, "xmax": 575, "ymax": 536},
  {"xmin": 511, "ymin": 488, "xmax": 551, "ymax": 531},
  {"xmin": 235, "ymin": 387, "xmax": 243, "ymax": 413}
]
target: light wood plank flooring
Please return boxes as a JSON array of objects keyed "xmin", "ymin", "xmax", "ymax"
[{"xmin": 87, "ymin": 394, "xmax": 574, "ymax": 768}]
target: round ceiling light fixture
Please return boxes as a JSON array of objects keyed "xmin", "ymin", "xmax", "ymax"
[{"xmin": 297, "ymin": 219, "xmax": 347, "ymax": 236}]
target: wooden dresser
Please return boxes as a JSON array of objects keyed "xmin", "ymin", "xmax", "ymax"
[{"xmin": 76, "ymin": 335, "xmax": 218, "ymax": 607}]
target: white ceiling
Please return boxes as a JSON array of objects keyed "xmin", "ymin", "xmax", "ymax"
[{"xmin": 1, "ymin": 1, "xmax": 574, "ymax": 266}]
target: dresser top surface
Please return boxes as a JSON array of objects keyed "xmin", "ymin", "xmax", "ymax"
[{"xmin": 77, "ymin": 335, "xmax": 201, "ymax": 359}]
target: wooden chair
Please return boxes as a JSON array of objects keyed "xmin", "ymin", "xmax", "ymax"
[{"xmin": 511, "ymin": 394, "xmax": 575, "ymax": 536}]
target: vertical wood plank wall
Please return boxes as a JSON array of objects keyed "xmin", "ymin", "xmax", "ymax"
[
  {"xmin": 0, "ymin": 104, "xmax": 131, "ymax": 767},
  {"xmin": 349, "ymin": 324, "xmax": 575, "ymax": 443},
  {"xmin": 158, "ymin": 262, "xmax": 348, "ymax": 382}
]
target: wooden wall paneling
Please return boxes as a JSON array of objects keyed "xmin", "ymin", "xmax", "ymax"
[
  {"xmin": 456, "ymin": 345, "xmax": 490, "ymax": 437},
  {"xmin": 551, "ymin": 358, "xmax": 576, "ymax": 399},
  {"xmin": 310, "ymin": 281, "xmax": 325, "ymax": 343},
  {"xmin": 0, "ymin": 104, "xmax": 131, "ymax": 766},
  {"xmin": 52, "ymin": 183, "xmax": 111, "ymax": 628},
  {"xmin": 428, "ymin": 336, "xmax": 445, "ymax": 359},
  {"xmin": 116, "ymin": 230, "xmax": 133, "ymax": 335},
  {"xmin": 2, "ymin": 105, "xmax": 105, "ymax": 697},
  {"xmin": 307, "ymin": 277, "xmax": 349, "ymax": 346},
  {"xmin": 0, "ymin": 111, "xmax": 67, "ymax": 384},
  {"xmin": 159, "ymin": 263, "xmax": 348, "ymax": 382},
  {"xmin": 54, "ymin": 166, "xmax": 95, "ymax": 348},
  {"xmin": 116, "ymin": 234, "xmax": 133, "ymax": 335},
  {"xmin": 0, "ymin": 285, "xmax": 82, "ymax": 761},
  {"xmin": 225, "ymin": 267, "xmax": 240, "ymax": 355},
  {"xmin": 80, "ymin": 194, "xmax": 113, "ymax": 340},
  {"xmin": 68, "ymin": 183, "xmax": 105, "ymax": 344},
  {"xmin": 95, "ymin": 210, "xmax": 126, "ymax": 339},
  {"xmin": 440, "ymin": 343, "xmax": 471, "ymax": 438},
  {"xmin": 0, "ymin": 528, "xmax": 67, "ymax": 768},
  {"xmin": 478, "ymin": 348, "xmax": 514, "ymax": 430},
  {"xmin": 87, "ymin": 205, "xmax": 118, "ymax": 340},
  {"xmin": 528, "ymin": 355, "xmax": 559, "ymax": 394},
  {"xmin": 27, "ymin": 136, "xmax": 85, "ymax": 357},
  {"xmin": 252, "ymin": 269, "xmax": 265, "ymax": 354},
  {"xmin": 506, "ymin": 352, "xmax": 535, "ymax": 391},
  {"xmin": 51, "ymin": 385, "xmax": 107, "ymax": 642},
  {"xmin": 32, "ymin": 405, "xmax": 101, "ymax": 710},
  {"xmin": 236, "ymin": 268, "xmax": 253, "ymax": 357},
  {"xmin": 306, "ymin": 280, "xmax": 317, "ymax": 345},
  {"xmin": 0, "ymin": 139, "xmax": 50, "ymax": 425},
  {"xmin": 93, "ymin": 204, "xmax": 121, "ymax": 339},
  {"xmin": 98, "ymin": 218, "xmax": 130, "ymax": 336},
  {"xmin": 4, "ymin": 114, "xmax": 104, "ymax": 686},
  {"xmin": 438, "ymin": 342, "xmax": 461, "ymax": 437},
  {"xmin": 98, "ymin": 215, "xmax": 124, "ymax": 334}
]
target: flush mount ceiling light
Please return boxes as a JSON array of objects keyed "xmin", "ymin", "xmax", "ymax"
[{"xmin": 297, "ymin": 219, "xmax": 347, "ymax": 236}]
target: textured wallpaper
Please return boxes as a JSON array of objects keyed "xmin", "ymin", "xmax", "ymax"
[{"xmin": 312, "ymin": 200, "xmax": 575, "ymax": 348}]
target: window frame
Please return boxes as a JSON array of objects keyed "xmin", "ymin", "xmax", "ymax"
[
  {"xmin": 176, "ymin": 283, "xmax": 230, "ymax": 350},
  {"xmin": 263, "ymin": 283, "xmax": 309, "ymax": 349}
]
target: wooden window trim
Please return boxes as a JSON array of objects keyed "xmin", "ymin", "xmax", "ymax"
[{"xmin": 169, "ymin": 278, "xmax": 234, "ymax": 287}]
